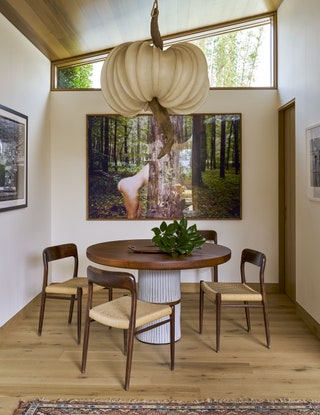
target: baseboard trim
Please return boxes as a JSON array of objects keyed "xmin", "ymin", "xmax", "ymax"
[
  {"xmin": 0, "ymin": 294, "xmax": 40, "ymax": 334},
  {"xmin": 296, "ymin": 301, "xmax": 320, "ymax": 340}
]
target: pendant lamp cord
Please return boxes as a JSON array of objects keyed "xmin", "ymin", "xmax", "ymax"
[
  {"xmin": 151, "ymin": 0, "xmax": 159, "ymax": 16},
  {"xmin": 150, "ymin": 0, "xmax": 163, "ymax": 49}
]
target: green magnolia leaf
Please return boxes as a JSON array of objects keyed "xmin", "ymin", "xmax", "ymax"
[
  {"xmin": 152, "ymin": 227, "xmax": 161, "ymax": 236},
  {"xmin": 180, "ymin": 216, "xmax": 187, "ymax": 228},
  {"xmin": 160, "ymin": 221, "xmax": 167, "ymax": 232},
  {"xmin": 166, "ymin": 222, "xmax": 177, "ymax": 235},
  {"xmin": 187, "ymin": 224, "xmax": 197, "ymax": 233}
]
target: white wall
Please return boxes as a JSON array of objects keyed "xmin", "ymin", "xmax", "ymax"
[
  {"xmin": 0, "ymin": 14, "xmax": 51, "ymax": 326},
  {"xmin": 50, "ymin": 89, "xmax": 279, "ymax": 284},
  {"xmin": 278, "ymin": 0, "xmax": 320, "ymax": 322}
]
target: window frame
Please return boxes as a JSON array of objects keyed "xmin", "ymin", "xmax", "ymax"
[{"xmin": 51, "ymin": 12, "xmax": 277, "ymax": 91}]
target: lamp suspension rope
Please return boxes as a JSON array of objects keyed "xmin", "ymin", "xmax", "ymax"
[{"xmin": 151, "ymin": 0, "xmax": 163, "ymax": 49}]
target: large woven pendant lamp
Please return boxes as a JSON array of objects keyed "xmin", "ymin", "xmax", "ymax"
[{"xmin": 101, "ymin": 0, "xmax": 209, "ymax": 158}]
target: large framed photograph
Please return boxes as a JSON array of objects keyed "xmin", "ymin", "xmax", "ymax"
[
  {"xmin": 0, "ymin": 104, "xmax": 28, "ymax": 212},
  {"xmin": 306, "ymin": 122, "xmax": 320, "ymax": 201},
  {"xmin": 87, "ymin": 113, "xmax": 241, "ymax": 220}
]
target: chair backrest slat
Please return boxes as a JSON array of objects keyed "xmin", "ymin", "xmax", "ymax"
[
  {"xmin": 240, "ymin": 248, "xmax": 266, "ymax": 285},
  {"xmin": 43, "ymin": 243, "xmax": 78, "ymax": 262},
  {"xmin": 198, "ymin": 230, "xmax": 217, "ymax": 244},
  {"xmin": 87, "ymin": 265, "xmax": 136, "ymax": 294},
  {"xmin": 242, "ymin": 248, "xmax": 265, "ymax": 267},
  {"xmin": 42, "ymin": 243, "xmax": 79, "ymax": 282},
  {"xmin": 199, "ymin": 230, "xmax": 218, "ymax": 282}
]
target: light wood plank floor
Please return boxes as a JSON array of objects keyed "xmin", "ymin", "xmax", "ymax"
[{"xmin": 1, "ymin": 291, "xmax": 320, "ymax": 414}]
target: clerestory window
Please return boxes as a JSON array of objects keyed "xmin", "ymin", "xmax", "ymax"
[{"xmin": 52, "ymin": 13, "xmax": 276, "ymax": 90}]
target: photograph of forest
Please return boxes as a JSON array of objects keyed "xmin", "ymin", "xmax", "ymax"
[{"xmin": 87, "ymin": 113, "xmax": 241, "ymax": 220}]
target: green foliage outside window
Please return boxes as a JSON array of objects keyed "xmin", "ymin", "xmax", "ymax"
[
  {"xmin": 193, "ymin": 25, "xmax": 267, "ymax": 87},
  {"xmin": 57, "ymin": 64, "xmax": 93, "ymax": 89}
]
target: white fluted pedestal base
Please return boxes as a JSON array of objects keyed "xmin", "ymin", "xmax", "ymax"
[{"xmin": 137, "ymin": 269, "xmax": 181, "ymax": 344}]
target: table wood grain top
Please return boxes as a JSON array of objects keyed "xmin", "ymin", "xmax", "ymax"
[{"xmin": 87, "ymin": 239, "xmax": 231, "ymax": 270}]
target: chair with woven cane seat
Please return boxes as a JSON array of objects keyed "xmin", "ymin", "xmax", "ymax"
[
  {"xmin": 199, "ymin": 248, "xmax": 270, "ymax": 352},
  {"xmin": 198, "ymin": 230, "xmax": 218, "ymax": 282},
  {"xmin": 81, "ymin": 265, "xmax": 175, "ymax": 391},
  {"xmin": 38, "ymin": 243, "xmax": 108, "ymax": 344}
]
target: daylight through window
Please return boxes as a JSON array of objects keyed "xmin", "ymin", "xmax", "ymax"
[{"xmin": 53, "ymin": 14, "xmax": 275, "ymax": 90}]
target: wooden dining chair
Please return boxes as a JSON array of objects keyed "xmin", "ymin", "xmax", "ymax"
[
  {"xmin": 198, "ymin": 230, "xmax": 218, "ymax": 282},
  {"xmin": 37, "ymin": 243, "xmax": 107, "ymax": 344},
  {"xmin": 81, "ymin": 265, "xmax": 175, "ymax": 391},
  {"xmin": 199, "ymin": 248, "xmax": 270, "ymax": 352}
]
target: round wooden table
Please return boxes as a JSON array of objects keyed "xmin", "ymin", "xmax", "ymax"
[{"xmin": 87, "ymin": 239, "xmax": 231, "ymax": 344}]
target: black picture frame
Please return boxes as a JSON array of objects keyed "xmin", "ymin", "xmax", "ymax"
[
  {"xmin": 0, "ymin": 104, "xmax": 28, "ymax": 212},
  {"xmin": 306, "ymin": 122, "xmax": 320, "ymax": 201},
  {"xmin": 87, "ymin": 113, "xmax": 241, "ymax": 220}
]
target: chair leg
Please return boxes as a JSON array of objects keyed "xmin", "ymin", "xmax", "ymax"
[
  {"xmin": 124, "ymin": 327, "xmax": 135, "ymax": 391},
  {"xmin": 199, "ymin": 284, "xmax": 204, "ymax": 334},
  {"xmin": 38, "ymin": 291, "xmax": 46, "ymax": 336},
  {"xmin": 244, "ymin": 302, "xmax": 251, "ymax": 332},
  {"xmin": 170, "ymin": 306, "xmax": 175, "ymax": 370},
  {"xmin": 123, "ymin": 329, "xmax": 128, "ymax": 355},
  {"xmin": 213, "ymin": 265, "xmax": 218, "ymax": 282},
  {"xmin": 262, "ymin": 301, "xmax": 271, "ymax": 348},
  {"xmin": 77, "ymin": 287, "xmax": 82, "ymax": 345},
  {"xmin": 215, "ymin": 293, "xmax": 221, "ymax": 352},
  {"xmin": 68, "ymin": 295, "xmax": 75, "ymax": 324},
  {"xmin": 81, "ymin": 309, "xmax": 91, "ymax": 373}
]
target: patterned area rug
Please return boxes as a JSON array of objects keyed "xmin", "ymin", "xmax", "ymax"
[{"xmin": 12, "ymin": 400, "xmax": 320, "ymax": 415}]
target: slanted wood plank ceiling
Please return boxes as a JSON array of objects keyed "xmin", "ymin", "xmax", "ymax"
[{"xmin": 0, "ymin": 0, "xmax": 283, "ymax": 62}]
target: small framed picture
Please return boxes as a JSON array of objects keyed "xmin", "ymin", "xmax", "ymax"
[
  {"xmin": 306, "ymin": 122, "xmax": 320, "ymax": 201},
  {"xmin": 0, "ymin": 104, "xmax": 28, "ymax": 211}
]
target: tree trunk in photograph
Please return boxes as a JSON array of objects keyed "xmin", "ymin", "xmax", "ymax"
[
  {"xmin": 220, "ymin": 115, "xmax": 226, "ymax": 179},
  {"xmin": 192, "ymin": 114, "xmax": 206, "ymax": 213},
  {"xmin": 147, "ymin": 117, "xmax": 182, "ymax": 218}
]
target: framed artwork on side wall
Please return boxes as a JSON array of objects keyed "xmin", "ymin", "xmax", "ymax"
[
  {"xmin": 306, "ymin": 122, "xmax": 320, "ymax": 201},
  {"xmin": 87, "ymin": 113, "xmax": 241, "ymax": 220},
  {"xmin": 0, "ymin": 104, "xmax": 28, "ymax": 212}
]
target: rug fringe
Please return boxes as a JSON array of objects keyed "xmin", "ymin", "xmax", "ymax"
[
  {"xmin": 13, "ymin": 398, "xmax": 320, "ymax": 415},
  {"xmin": 17, "ymin": 397, "xmax": 320, "ymax": 404},
  {"xmin": 12, "ymin": 400, "xmax": 27, "ymax": 415}
]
